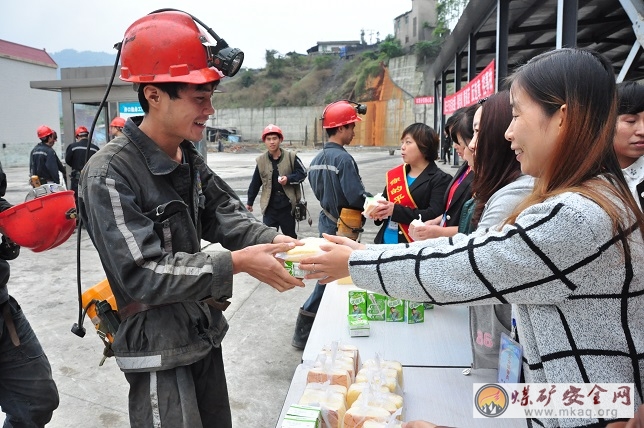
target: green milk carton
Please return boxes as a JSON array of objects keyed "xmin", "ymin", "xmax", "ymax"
[
  {"xmin": 348, "ymin": 290, "xmax": 367, "ymax": 315},
  {"xmin": 385, "ymin": 297, "xmax": 405, "ymax": 322},
  {"xmin": 365, "ymin": 292, "xmax": 387, "ymax": 321},
  {"xmin": 407, "ymin": 301, "xmax": 425, "ymax": 324}
]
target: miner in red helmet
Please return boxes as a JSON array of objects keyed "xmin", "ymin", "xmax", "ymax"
[
  {"xmin": 245, "ymin": 124, "xmax": 307, "ymax": 238},
  {"xmin": 78, "ymin": 11, "xmax": 302, "ymax": 427},
  {"xmin": 291, "ymin": 100, "xmax": 369, "ymax": 349},
  {"xmin": 0, "ymin": 161, "xmax": 60, "ymax": 425},
  {"xmin": 109, "ymin": 117, "xmax": 126, "ymax": 140},
  {"xmin": 30, "ymin": 125, "xmax": 66, "ymax": 185},
  {"xmin": 65, "ymin": 126, "xmax": 99, "ymax": 209}
]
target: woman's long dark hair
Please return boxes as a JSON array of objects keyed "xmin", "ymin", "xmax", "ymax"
[
  {"xmin": 471, "ymin": 91, "xmax": 520, "ymax": 227},
  {"xmin": 504, "ymin": 48, "xmax": 644, "ymax": 241}
]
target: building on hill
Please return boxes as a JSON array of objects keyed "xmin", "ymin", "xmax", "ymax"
[
  {"xmin": 0, "ymin": 39, "xmax": 60, "ymax": 168},
  {"xmin": 394, "ymin": 0, "xmax": 438, "ymax": 50}
]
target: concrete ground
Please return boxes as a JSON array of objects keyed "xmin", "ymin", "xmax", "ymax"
[{"xmin": 0, "ymin": 147, "xmax": 458, "ymax": 427}]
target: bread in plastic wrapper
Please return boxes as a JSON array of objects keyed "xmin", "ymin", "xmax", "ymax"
[
  {"xmin": 277, "ymin": 237, "xmax": 329, "ymax": 277},
  {"xmin": 362, "ymin": 193, "xmax": 386, "ymax": 218},
  {"xmin": 298, "ymin": 382, "xmax": 347, "ymax": 428},
  {"xmin": 361, "ymin": 408, "xmax": 404, "ymax": 428},
  {"xmin": 347, "ymin": 383, "xmax": 390, "ymax": 408},
  {"xmin": 322, "ymin": 341, "xmax": 360, "ymax": 374},
  {"xmin": 278, "ymin": 237, "xmax": 329, "ymax": 262},
  {"xmin": 343, "ymin": 404, "xmax": 391, "ymax": 428},
  {"xmin": 355, "ymin": 367, "xmax": 399, "ymax": 394},
  {"xmin": 361, "ymin": 357, "xmax": 403, "ymax": 388},
  {"xmin": 351, "ymin": 390, "xmax": 403, "ymax": 417},
  {"xmin": 409, "ymin": 214, "xmax": 424, "ymax": 228}
]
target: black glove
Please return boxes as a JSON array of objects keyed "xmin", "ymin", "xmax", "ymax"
[{"xmin": 0, "ymin": 236, "xmax": 20, "ymax": 261}]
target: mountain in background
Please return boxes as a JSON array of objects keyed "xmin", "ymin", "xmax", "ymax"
[{"xmin": 50, "ymin": 49, "xmax": 117, "ymax": 70}]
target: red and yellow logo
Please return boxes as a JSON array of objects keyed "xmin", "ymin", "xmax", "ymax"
[{"xmin": 474, "ymin": 384, "xmax": 509, "ymax": 417}]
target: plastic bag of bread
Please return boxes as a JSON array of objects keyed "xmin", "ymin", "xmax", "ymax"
[
  {"xmin": 351, "ymin": 389, "xmax": 403, "ymax": 417},
  {"xmin": 347, "ymin": 382, "xmax": 390, "ymax": 408},
  {"xmin": 299, "ymin": 382, "xmax": 347, "ymax": 428},
  {"xmin": 362, "ymin": 408, "xmax": 404, "ymax": 428},
  {"xmin": 343, "ymin": 404, "xmax": 391, "ymax": 428},
  {"xmin": 363, "ymin": 193, "xmax": 386, "ymax": 218},
  {"xmin": 361, "ymin": 356, "xmax": 403, "ymax": 388},
  {"xmin": 322, "ymin": 342, "xmax": 360, "ymax": 374},
  {"xmin": 276, "ymin": 237, "xmax": 328, "ymax": 278},
  {"xmin": 355, "ymin": 367, "xmax": 399, "ymax": 394},
  {"xmin": 307, "ymin": 350, "xmax": 353, "ymax": 389}
]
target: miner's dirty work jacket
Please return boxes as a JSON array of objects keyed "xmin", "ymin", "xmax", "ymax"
[{"xmin": 79, "ymin": 117, "xmax": 278, "ymax": 372}]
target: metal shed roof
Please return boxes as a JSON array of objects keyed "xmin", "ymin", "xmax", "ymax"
[{"xmin": 431, "ymin": 0, "xmax": 644, "ymax": 90}]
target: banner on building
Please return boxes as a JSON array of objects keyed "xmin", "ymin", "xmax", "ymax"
[
  {"xmin": 414, "ymin": 96, "xmax": 435, "ymax": 105},
  {"xmin": 443, "ymin": 60, "xmax": 495, "ymax": 115}
]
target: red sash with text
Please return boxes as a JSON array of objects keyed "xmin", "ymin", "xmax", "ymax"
[{"xmin": 386, "ymin": 164, "xmax": 418, "ymax": 242}]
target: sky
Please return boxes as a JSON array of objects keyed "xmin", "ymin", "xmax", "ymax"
[{"xmin": 1, "ymin": 1, "xmax": 412, "ymax": 70}]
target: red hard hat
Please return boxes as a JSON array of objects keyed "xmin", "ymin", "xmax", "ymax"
[
  {"xmin": 110, "ymin": 117, "xmax": 126, "ymax": 128},
  {"xmin": 322, "ymin": 101, "xmax": 363, "ymax": 128},
  {"xmin": 75, "ymin": 126, "xmax": 89, "ymax": 137},
  {"xmin": 261, "ymin": 124, "xmax": 284, "ymax": 141},
  {"xmin": 0, "ymin": 191, "xmax": 77, "ymax": 252},
  {"xmin": 119, "ymin": 11, "xmax": 224, "ymax": 84},
  {"xmin": 37, "ymin": 125, "xmax": 54, "ymax": 139}
]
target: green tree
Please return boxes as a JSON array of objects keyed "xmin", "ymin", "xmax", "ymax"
[
  {"xmin": 240, "ymin": 70, "xmax": 255, "ymax": 88},
  {"xmin": 379, "ymin": 35, "xmax": 404, "ymax": 58}
]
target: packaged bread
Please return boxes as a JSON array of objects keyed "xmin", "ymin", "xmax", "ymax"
[
  {"xmin": 361, "ymin": 358, "xmax": 403, "ymax": 387},
  {"xmin": 355, "ymin": 367, "xmax": 398, "ymax": 393},
  {"xmin": 409, "ymin": 214, "xmax": 424, "ymax": 228},
  {"xmin": 277, "ymin": 237, "xmax": 328, "ymax": 278},
  {"xmin": 307, "ymin": 366, "xmax": 352, "ymax": 389},
  {"xmin": 299, "ymin": 383, "xmax": 347, "ymax": 428},
  {"xmin": 363, "ymin": 193, "xmax": 386, "ymax": 218},
  {"xmin": 351, "ymin": 390, "xmax": 403, "ymax": 416},
  {"xmin": 280, "ymin": 237, "xmax": 328, "ymax": 262},
  {"xmin": 347, "ymin": 383, "xmax": 390, "ymax": 408},
  {"xmin": 343, "ymin": 405, "xmax": 391, "ymax": 428},
  {"xmin": 322, "ymin": 342, "xmax": 360, "ymax": 374}
]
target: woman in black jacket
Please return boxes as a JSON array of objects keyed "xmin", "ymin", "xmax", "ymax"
[
  {"xmin": 370, "ymin": 123, "xmax": 452, "ymax": 244},
  {"xmin": 410, "ymin": 104, "xmax": 478, "ymax": 240}
]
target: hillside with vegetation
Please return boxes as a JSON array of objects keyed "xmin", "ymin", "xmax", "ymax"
[{"xmin": 215, "ymin": 32, "xmax": 447, "ymax": 109}]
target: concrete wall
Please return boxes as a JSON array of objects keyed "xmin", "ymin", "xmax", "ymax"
[
  {"xmin": 211, "ymin": 53, "xmax": 435, "ymax": 147},
  {"xmin": 0, "ymin": 57, "xmax": 60, "ymax": 168}
]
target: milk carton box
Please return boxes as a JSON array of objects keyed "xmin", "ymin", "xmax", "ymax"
[
  {"xmin": 365, "ymin": 292, "xmax": 387, "ymax": 321},
  {"xmin": 348, "ymin": 290, "xmax": 367, "ymax": 315},
  {"xmin": 407, "ymin": 301, "xmax": 425, "ymax": 324},
  {"xmin": 385, "ymin": 298, "xmax": 405, "ymax": 322}
]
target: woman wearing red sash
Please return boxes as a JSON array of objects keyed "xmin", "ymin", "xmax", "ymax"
[{"xmin": 370, "ymin": 123, "xmax": 452, "ymax": 244}]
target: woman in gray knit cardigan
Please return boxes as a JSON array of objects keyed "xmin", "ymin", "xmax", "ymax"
[{"xmin": 300, "ymin": 48, "xmax": 644, "ymax": 428}]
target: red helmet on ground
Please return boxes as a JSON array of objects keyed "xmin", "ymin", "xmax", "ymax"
[
  {"xmin": 75, "ymin": 126, "xmax": 89, "ymax": 137},
  {"xmin": 119, "ymin": 11, "xmax": 224, "ymax": 85},
  {"xmin": 0, "ymin": 191, "xmax": 77, "ymax": 252},
  {"xmin": 322, "ymin": 100, "xmax": 363, "ymax": 128},
  {"xmin": 261, "ymin": 124, "xmax": 284, "ymax": 141},
  {"xmin": 37, "ymin": 125, "xmax": 54, "ymax": 139},
  {"xmin": 110, "ymin": 117, "xmax": 126, "ymax": 128}
]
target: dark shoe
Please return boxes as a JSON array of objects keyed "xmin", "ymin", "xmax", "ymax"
[{"xmin": 291, "ymin": 307, "xmax": 316, "ymax": 349}]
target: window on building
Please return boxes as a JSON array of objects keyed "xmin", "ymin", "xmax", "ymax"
[{"xmin": 413, "ymin": 17, "xmax": 417, "ymax": 37}]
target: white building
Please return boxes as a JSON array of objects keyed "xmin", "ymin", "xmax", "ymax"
[{"xmin": 0, "ymin": 39, "xmax": 60, "ymax": 167}]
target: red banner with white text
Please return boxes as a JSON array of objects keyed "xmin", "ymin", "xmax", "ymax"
[{"xmin": 443, "ymin": 60, "xmax": 495, "ymax": 115}]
